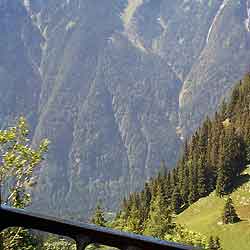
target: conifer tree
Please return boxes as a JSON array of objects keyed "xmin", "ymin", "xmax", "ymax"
[
  {"xmin": 244, "ymin": 127, "xmax": 250, "ymax": 163},
  {"xmin": 197, "ymin": 156, "xmax": 208, "ymax": 197},
  {"xmin": 180, "ymin": 166, "xmax": 189, "ymax": 204},
  {"xmin": 126, "ymin": 202, "xmax": 143, "ymax": 234},
  {"xmin": 188, "ymin": 163, "xmax": 198, "ymax": 204},
  {"xmin": 144, "ymin": 187, "xmax": 175, "ymax": 239},
  {"xmin": 228, "ymin": 87, "xmax": 240, "ymax": 117},
  {"xmin": 90, "ymin": 203, "xmax": 107, "ymax": 250},
  {"xmin": 164, "ymin": 172, "xmax": 172, "ymax": 203},
  {"xmin": 216, "ymin": 132, "xmax": 227, "ymax": 197},
  {"xmin": 208, "ymin": 236, "xmax": 222, "ymax": 250},
  {"xmin": 140, "ymin": 183, "xmax": 151, "ymax": 223},
  {"xmin": 220, "ymin": 99, "xmax": 228, "ymax": 120},
  {"xmin": 216, "ymin": 163, "xmax": 227, "ymax": 197},
  {"xmin": 171, "ymin": 187, "xmax": 182, "ymax": 213},
  {"xmin": 208, "ymin": 236, "xmax": 215, "ymax": 250},
  {"xmin": 216, "ymin": 127, "xmax": 243, "ymax": 196},
  {"xmin": 222, "ymin": 197, "xmax": 240, "ymax": 224},
  {"xmin": 214, "ymin": 236, "xmax": 222, "ymax": 250},
  {"xmin": 91, "ymin": 203, "xmax": 107, "ymax": 227}
]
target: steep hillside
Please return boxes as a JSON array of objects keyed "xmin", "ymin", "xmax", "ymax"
[
  {"xmin": 111, "ymin": 73, "xmax": 250, "ymax": 249},
  {"xmin": 176, "ymin": 167, "xmax": 250, "ymax": 250},
  {"xmin": 180, "ymin": 0, "xmax": 250, "ymax": 136},
  {"xmin": 0, "ymin": 0, "xmax": 42, "ymax": 128},
  {"xmin": 1, "ymin": 0, "xmax": 250, "ymax": 217}
]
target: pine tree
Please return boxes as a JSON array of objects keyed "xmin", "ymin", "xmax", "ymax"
[
  {"xmin": 228, "ymin": 87, "xmax": 240, "ymax": 117},
  {"xmin": 90, "ymin": 203, "xmax": 107, "ymax": 250},
  {"xmin": 216, "ymin": 162, "xmax": 227, "ymax": 197},
  {"xmin": 208, "ymin": 236, "xmax": 222, "ymax": 250},
  {"xmin": 216, "ymin": 127, "xmax": 244, "ymax": 196},
  {"xmin": 144, "ymin": 187, "xmax": 175, "ymax": 239},
  {"xmin": 171, "ymin": 187, "xmax": 182, "ymax": 213},
  {"xmin": 245, "ymin": 134, "xmax": 250, "ymax": 164},
  {"xmin": 126, "ymin": 202, "xmax": 143, "ymax": 234},
  {"xmin": 197, "ymin": 156, "xmax": 208, "ymax": 197},
  {"xmin": 214, "ymin": 236, "xmax": 222, "ymax": 250},
  {"xmin": 220, "ymin": 99, "xmax": 228, "ymax": 120},
  {"xmin": 91, "ymin": 204, "xmax": 107, "ymax": 227},
  {"xmin": 164, "ymin": 172, "xmax": 172, "ymax": 203},
  {"xmin": 188, "ymin": 162, "xmax": 198, "ymax": 204},
  {"xmin": 216, "ymin": 131, "xmax": 227, "ymax": 196},
  {"xmin": 208, "ymin": 236, "xmax": 215, "ymax": 250},
  {"xmin": 140, "ymin": 183, "xmax": 151, "ymax": 223},
  {"xmin": 180, "ymin": 165, "xmax": 189, "ymax": 204},
  {"xmin": 222, "ymin": 197, "xmax": 240, "ymax": 224}
]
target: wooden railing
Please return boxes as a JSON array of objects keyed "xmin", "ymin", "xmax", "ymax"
[{"xmin": 0, "ymin": 205, "xmax": 196, "ymax": 250}]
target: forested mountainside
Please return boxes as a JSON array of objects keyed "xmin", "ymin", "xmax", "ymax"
[
  {"xmin": 0, "ymin": 0, "xmax": 250, "ymax": 217},
  {"xmin": 113, "ymin": 74, "xmax": 250, "ymax": 250}
]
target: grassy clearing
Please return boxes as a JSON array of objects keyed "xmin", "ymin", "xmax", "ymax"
[{"xmin": 176, "ymin": 168, "xmax": 250, "ymax": 250}]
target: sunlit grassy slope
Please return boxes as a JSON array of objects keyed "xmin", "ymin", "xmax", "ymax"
[{"xmin": 176, "ymin": 167, "xmax": 250, "ymax": 250}]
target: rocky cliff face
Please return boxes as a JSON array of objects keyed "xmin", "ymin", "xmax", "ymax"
[
  {"xmin": 179, "ymin": 0, "xmax": 250, "ymax": 135},
  {"xmin": 0, "ymin": 0, "xmax": 42, "ymax": 128},
  {"xmin": 1, "ymin": 0, "xmax": 250, "ymax": 218}
]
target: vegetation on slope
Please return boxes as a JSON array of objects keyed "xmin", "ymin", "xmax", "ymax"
[
  {"xmin": 111, "ymin": 73, "xmax": 250, "ymax": 249},
  {"xmin": 4, "ymin": 72, "xmax": 250, "ymax": 249},
  {"xmin": 176, "ymin": 168, "xmax": 250, "ymax": 250}
]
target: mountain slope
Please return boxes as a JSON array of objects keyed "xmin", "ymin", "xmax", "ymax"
[
  {"xmin": 179, "ymin": 0, "xmax": 250, "ymax": 135},
  {"xmin": 1, "ymin": 0, "xmax": 250, "ymax": 217},
  {"xmin": 110, "ymin": 73, "xmax": 250, "ymax": 249},
  {"xmin": 176, "ymin": 168, "xmax": 250, "ymax": 250},
  {"xmin": 0, "ymin": 0, "xmax": 42, "ymax": 128}
]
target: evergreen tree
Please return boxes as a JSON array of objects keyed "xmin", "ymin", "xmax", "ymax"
[
  {"xmin": 216, "ymin": 131, "xmax": 227, "ymax": 197},
  {"xmin": 228, "ymin": 87, "xmax": 240, "ymax": 117},
  {"xmin": 144, "ymin": 187, "xmax": 175, "ymax": 239},
  {"xmin": 140, "ymin": 183, "xmax": 151, "ymax": 223},
  {"xmin": 214, "ymin": 236, "xmax": 222, "ymax": 250},
  {"xmin": 171, "ymin": 187, "xmax": 182, "ymax": 213},
  {"xmin": 222, "ymin": 197, "xmax": 240, "ymax": 224},
  {"xmin": 208, "ymin": 236, "xmax": 215, "ymax": 250},
  {"xmin": 180, "ymin": 165, "xmax": 189, "ymax": 204},
  {"xmin": 216, "ymin": 162, "xmax": 227, "ymax": 197},
  {"xmin": 164, "ymin": 172, "xmax": 172, "ymax": 203},
  {"xmin": 216, "ymin": 127, "xmax": 244, "ymax": 196},
  {"xmin": 220, "ymin": 99, "xmax": 228, "ymax": 120},
  {"xmin": 244, "ymin": 127, "xmax": 250, "ymax": 163},
  {"xmin": 90, "ymin": 203, "xmax": 107, "ymax": 250},
  {"xmin": 91, "ymin": 204, "xmax": 107, "ymax": 227},
  {"xmin": 123, "ymin": 204, "xmax": 141, "ymax": 234},
  {"xmin": 188, "ymin": 163, "xmax": 198, "ymax": 204},
  {"xmin": 208, "ymin": 236, "xmax": 222, "ymax": 250},
  {"xmin": 197, "ymin": 156, "xmax": 208, "ymax": 197}
]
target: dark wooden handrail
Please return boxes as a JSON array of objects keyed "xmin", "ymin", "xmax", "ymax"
[{"xmin": 0, "ymin": 205, "xmax": 197, "ymax": 250}]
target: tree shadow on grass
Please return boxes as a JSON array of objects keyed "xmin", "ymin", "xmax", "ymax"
[{"xmin": 232, "ymin": 173, "xmax": 250, "ymax": 192}]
